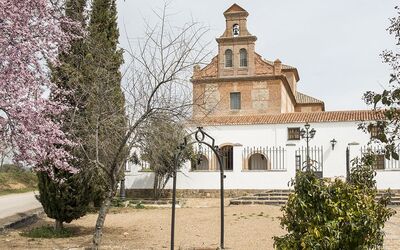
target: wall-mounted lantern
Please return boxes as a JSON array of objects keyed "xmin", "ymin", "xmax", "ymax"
[{"xmin": 330, "ymin": 138, "xmax": 337, "ymax": 150}]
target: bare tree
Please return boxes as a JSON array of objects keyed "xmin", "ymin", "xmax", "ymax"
[
  {"xmin": 89, "ymin": 5, "xmax": 211, "ymax": 248},
  {"xmin": 139, "ymin": 117, "xmax": 193, "ymax": 200}
]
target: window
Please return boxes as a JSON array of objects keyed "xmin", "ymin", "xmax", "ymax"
[
  {"xmin": 191, "ymin": 155, "xmax": 209, "ymax": 171},
  {"xmin": 233, "ymin": 24, "xmax": 240, "ymax": 37},
  {"xmin": 288, "ymin": 127, "xmax": 301, "ymax": 140},
  {"xmin": 230, "ymin": 92, "xmax": 241, "ymax": 110},
  {"xmin": 248, "ymin": 153, "xmax": 270, "ymax": 170},
  {"xmin": 240, "ymin": 48, "xmax": 247, "ymax": 67},
  {"xmin": 225, "ymin": 49, "xmax": 233, "ymax": 67},
  {"xmin": 221, "ymin": 145, "xmax": 233, "ymax": 170},
  {"xmin": 368, "ymin": 125, "xmax": 381, "ymax": 139}
]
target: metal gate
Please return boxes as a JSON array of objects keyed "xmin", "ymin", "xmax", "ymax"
[{"xmin": 295, "ymin": 146, "xmax": 323, "ymax": 178}]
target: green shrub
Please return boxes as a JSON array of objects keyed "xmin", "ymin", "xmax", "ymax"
[
  {"xmin": 20, "ymin": 226, "xmax": 74, "ymax": 238},
  {"xmin": 36, "ymin": 170, "xmax": 92, "ymax": 230},
  {"xmin": 274, "ymin": 161, "xmax": 395, "ymax": 250},
  {"xmin": 111, "ymin": 198, "xmax": 125, "ymax": 207},
  {"xmin": 134, "ymin": 203, "xmax": 145, "ymax": 209}
]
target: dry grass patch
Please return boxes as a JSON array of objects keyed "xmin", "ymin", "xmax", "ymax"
[{"xmin": 0, "ymin": 199, "xmax": 399, "ymax": 249}]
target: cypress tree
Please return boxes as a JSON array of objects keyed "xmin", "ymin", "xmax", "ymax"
[
  {"xmin": 85, "ymin": 1, "xmax": 128, "ymax": 246},
  {"xmin": 38, "ymin": 0, "xmax": 126, "ymax": 233},
  {"xmin": 37, "ymin": 0, "xmax": 94, "ymax": 231},
  {"xmin": 84, "ymin": 0, "xmax": 127, "ymax": 192}
]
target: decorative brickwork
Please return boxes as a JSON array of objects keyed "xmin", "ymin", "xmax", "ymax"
[{"xmin": 191, "ymin": 4, "xmax": 325, "ymax": 119}]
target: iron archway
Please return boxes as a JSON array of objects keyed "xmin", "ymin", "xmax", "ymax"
[{"xmin": 170, "ymin": 127, "xmax": 225, "ymax": 250}]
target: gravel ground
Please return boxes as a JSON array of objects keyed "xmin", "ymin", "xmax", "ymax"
[{"xmin": 0, "ymin": 199, "xmax": 399, "ymax": 250}]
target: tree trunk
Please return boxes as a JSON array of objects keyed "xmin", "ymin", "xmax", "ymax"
[
  {"xmin": 92, "ymin": 190, "xmax": 113, "ymax": 249},
  {"xmin": 54, "ymin": 220, "xmax": 63, "ymax": 231},
  {"xmin": 153, "ymin": 174, "xmax": 159, "ymax": 200}
]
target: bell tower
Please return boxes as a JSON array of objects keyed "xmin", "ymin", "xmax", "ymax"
[{"xmin": 216, "ymin": 4, "xmax": 257, "ymax": 77}]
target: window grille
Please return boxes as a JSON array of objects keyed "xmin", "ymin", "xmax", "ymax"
[
  {"xmin": 230, "ymin": 92, "xmax": 241, "ymax": 110},
  {"xmin": 288, "ymin": 127, "xmax": 301, "ymax": 140},
  {"xmin": 221, "ymin": 146, "xmax": 233, "ymax": 170},
  {"xmin": 239, "ymin": 48, "xmax": 247, "ymax": 67},
  {"xmin": 368, "ymin": 125, "xmax": 380, "ymax": 139},
  {"xmin": 225, "ymin": 49, "xmax": 233, "ymax": 67},
  {"xmin": 360, "ymin": 146, "xmax": 400, "ymax": 170},
  {"xmin": 374, "ymin": 154, "xmax": 385, "ymax": 170}
]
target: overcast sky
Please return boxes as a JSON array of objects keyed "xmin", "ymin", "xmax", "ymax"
[{"xmin": 116, "ymin": 0, "xmax": 398, "ymax": 111}]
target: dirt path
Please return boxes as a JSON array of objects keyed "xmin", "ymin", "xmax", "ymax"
[{"xmin": 0, "ymin": 199, "xmax": 399, "ymax": 249}]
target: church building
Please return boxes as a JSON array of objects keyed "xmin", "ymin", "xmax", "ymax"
[
  {"xmin": 192, "ymin": 4, "xmax": 324, "ymax": 118},
  {"xmin": 125, "ymin": 4, "xmax": 400, "ymax": 195}
]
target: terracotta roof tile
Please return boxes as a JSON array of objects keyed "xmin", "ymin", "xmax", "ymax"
[
  {"xmin": 295, "ymin": 92, "xmax": 324, "ymax": 104},
  {"xmin": 190, "ymin": 110, "xmax": 384, "ymax": 126},
  {"xmin": 263, "ymin": 59, "xmax": 296, "ymax": 70}
]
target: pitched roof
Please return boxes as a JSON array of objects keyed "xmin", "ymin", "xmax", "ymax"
[
  {"xmin": 263, "ymin": 59, "xmax": 296, "ymax": 70},
  {"xmin": 224, "ymin": 4, "xmax": 247, "ymax": 14},
  {"xmin": 295, "ymin": 92, "xmax": 324, "ymax": 104},
  {"xmin": 260, "ymin": 57, "xmax": 299, "ymax": 81},
  {"xmin": 190, "ymin": 110, "xmax": 384, "ymax": 126}
]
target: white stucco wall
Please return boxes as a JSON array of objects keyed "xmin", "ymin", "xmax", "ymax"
[{"xmin": 125, "ymin": 121, "xmax": 400, "ymax": 190}]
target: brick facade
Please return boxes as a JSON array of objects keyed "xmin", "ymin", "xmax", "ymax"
[{"xmin": 191, "ymin": 4, "xmax": 324, "ymax": 119}]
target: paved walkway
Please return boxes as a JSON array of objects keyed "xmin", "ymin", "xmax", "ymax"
[{"xmin": 0, "ymin": 192, "xmax": 41, "ymax": 219}]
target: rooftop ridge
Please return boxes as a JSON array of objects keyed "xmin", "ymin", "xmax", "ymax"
[
  {"xmin": 190, "ymin": 110, "xmax": 384, "ymax": 126},
  {"xmin": 224, "ymin": 4, "xmax": 247, "ymax": 14},
  {"xmin": 296, "ymin": 92, "xmax": 324, "ymax": 104}
]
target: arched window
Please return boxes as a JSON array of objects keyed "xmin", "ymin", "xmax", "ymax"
[
  {"xmin": 232, "ymin": 24, "xmax": 240, "ymax": 36},
  {"xmin": 248, "ymin": 153, "xmax": 270, "ymax": 170},
  {"xmin": 220, "ymin": 145, "xmax": 233, "ymax": 170},
  {"xmin": 240, "ymin": 48, "xmax": 247, "ymax": 67},
  {"xmin": 225, "ymin": 49, "xmax": 233, "ymax": 67},
  {"xmin": 192, "ymin": 155, "xmax": 209, "ymax": 171}
]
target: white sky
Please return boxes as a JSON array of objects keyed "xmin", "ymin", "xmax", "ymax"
[{"xmin": 116, "ymin": 0, "xmax": 398, "ymax": 111}]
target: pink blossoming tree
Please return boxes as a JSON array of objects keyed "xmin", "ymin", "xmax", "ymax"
[{"xmin": 0, "ymin": 0, "xmax": 79, "ymax": 174}]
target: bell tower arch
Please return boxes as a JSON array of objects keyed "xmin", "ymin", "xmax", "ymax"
[{"xmin": 216, "ymin": 4, "xmax": 257, "ymax": 77}]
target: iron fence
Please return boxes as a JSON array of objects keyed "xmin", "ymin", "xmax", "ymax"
[
  {"xmin": 192, "ymin": 146, "xmax": 218, "ymax": 171},
  {"xmin": 136, "ymin": 160, "xmax": 151, "ymax": 171},
  {"xmin": 295, "ymin": 146, "xmax": 323, "ymax": 172},
  {"xmin": 243, "ymin": 146, "xmax": 286, "ymax": 171},
  {"xmin": 360, "ymin": 146, "xmax": 400, "ymax": 170}
]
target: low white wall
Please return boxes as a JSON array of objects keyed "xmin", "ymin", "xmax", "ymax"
[
  {"xmin": 125, "ymin": 145, "xmax": 297, "ymax": 190},
  {"xmin": 375, "ymin": 171, "xmax": 400, "ymax": 189},
  {"xmin": 125, "ymin": 121, "xmax": 400, "ymax": 190}
]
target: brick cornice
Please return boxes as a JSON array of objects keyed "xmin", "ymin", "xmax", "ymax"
[
  {"xmin": 282, "ymin": 68, "xmax": 300, "ymax": 82},
  {"xmin": 216, "ymin": 36, "xmax": 257, "ymax": 43},
  {"xmin": 191, "ymin": 75, "xmax": 280, "ymax": 84}
]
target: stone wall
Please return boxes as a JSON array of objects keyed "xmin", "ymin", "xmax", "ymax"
[
  {"xmin": 125, "ymin": 188, "xmax": 286, "ymax": 199},
  {"xmin": 124, "ymin": 188, "xmax": 400, "ymax": 199}
]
